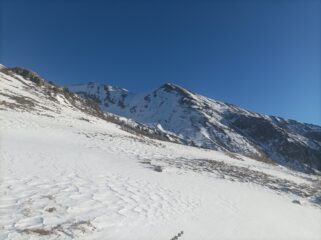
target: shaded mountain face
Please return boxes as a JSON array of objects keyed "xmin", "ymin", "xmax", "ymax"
[{"xmin": 69, "ymin": 82, "xmax": 321, "ymax": 173}]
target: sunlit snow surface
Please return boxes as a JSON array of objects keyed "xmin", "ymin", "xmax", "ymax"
[{"xmin": 0, "ymin": 71, "xmax": 321, "ymax": 239}]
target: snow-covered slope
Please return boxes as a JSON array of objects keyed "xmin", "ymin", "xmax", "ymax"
[
  {"xmin": 0, "ymin": 67, "xmax": 182, "ymax": 144},
  {"xmin": 1, "ymin": 66, "xmax": 321, "ymax": 239},
  {"xmin": 70, "ymin": 82, "xmax": 321, "ymax": 174}
]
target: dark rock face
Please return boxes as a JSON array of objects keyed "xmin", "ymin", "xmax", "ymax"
[
  {"xmin": 230, "ymin": 116, "xmax": 283, "ymax": 141},
  {"xmin": 228, "ymin": 114, "xmax": 321, "ymax": 173},
  {"xmin": 10, "ymin": 67, "xmax": 45, "ymax": 85}
]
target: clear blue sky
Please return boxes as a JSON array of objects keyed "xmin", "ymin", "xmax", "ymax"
[{"xmin": 1, "ymin": 0, "xmax": 320, "ymax": 125}]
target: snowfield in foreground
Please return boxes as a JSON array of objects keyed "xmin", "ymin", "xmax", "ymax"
[{"xmin": 0, "ymin": 110, "xmax": 321, "ymax": 240}]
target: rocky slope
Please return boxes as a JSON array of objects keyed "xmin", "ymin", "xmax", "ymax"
[
  {"xmin": 0, "ymin": 66, "xmax": 182, "ymax": 144},
  {"xmin": 69, "ymin": 82, "xmax": 321, "ymax": 174}
]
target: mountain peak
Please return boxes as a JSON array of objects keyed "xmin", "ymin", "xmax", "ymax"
[
  {"xmin": 158, "ymin": 82, "xmax": 194, "ymax": 99},
  {"xmin": 71, "ymin": 82, "xmax": 129, "ymax": 93},
  {"xmin": 160, "ymin": 82, "xmax": 180, "ymax": 89},
  {"xmin": 160, "ymin": 82, "xmax": 184, "ymax": 91},
  {"xmin": 104, "ymin": 84, "xmax": 129, "ymax": 93}
]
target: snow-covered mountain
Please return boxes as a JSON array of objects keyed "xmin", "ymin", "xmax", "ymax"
[
  {"xmin": 69, "ymin": 82, "xmax": 321, "ymax": 173},
  {"xmin": 0, "ymin": 67, "xmax": 184, "ymax": 144},
  {"xmin": 1, "ymin": 66, "xmax": 321, "ymax": 239}
]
